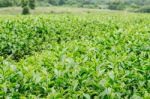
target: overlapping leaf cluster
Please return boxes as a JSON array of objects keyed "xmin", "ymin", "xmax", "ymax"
[{"xmin": 0, "ymin": 13, "xmax": 150, "ymax": 98}]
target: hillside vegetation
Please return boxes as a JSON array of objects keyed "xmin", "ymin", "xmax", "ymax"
[{"xmin": 0, "ymin": 12, "xmax": 150, "ymax": 98}]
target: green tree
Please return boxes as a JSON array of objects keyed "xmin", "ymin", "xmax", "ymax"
[
  {"xmin": 29, "ymin": 0, "xmax": 35, "ymax": 9},
  {"xmin": 21, "ymin": 0, "xmax": 30, "ymax": 15},
  {"xmin": 59, "ymin": 0, "xmax": 65, "ymax": 5},
  {"xmin": 0, "ymin": 0, "xmax": 13, "ymax": 7},
  {"xmin": 108, "ymin": 0, "xmax": 126, "ymax": 10},
  {"xmin": 21, "ymin": 0, "xmax": 28, "ymax": 7},
  {"xmin": 48, "ymin": 0, "xmax": 59, "ymax": 5},
  {"xmin": 137, "ymin": 5, "xmax": 150, "ymax": 13},
  {"xmin": 22, "ymin": 6, "xmax": 30, "ymax": 15}
]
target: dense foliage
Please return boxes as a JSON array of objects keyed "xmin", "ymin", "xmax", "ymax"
[
  {"xmin": 29, "ymin": 0, "xmax": 35, "ymax": 9},
  {"xmin": 0, "ymin": 13, "xmax": 150, "ymax": 98},
  {"xmin": 0, "ymin": 0, "xmax": 20, "ymax": 7},
  {"xmin": 21, "ymin": 0, "xmax": 30, "ymax": 15},
  {"xmin": 136, "ymin": 6, "xmax": 150, "ymax": 13}
]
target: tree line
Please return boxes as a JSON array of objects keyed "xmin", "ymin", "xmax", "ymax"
[{"xmin": 0, "ymin": 0, "xmax": 150, "ymax": 13}]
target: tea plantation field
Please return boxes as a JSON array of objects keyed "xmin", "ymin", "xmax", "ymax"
[{"xmin": 0, "ymin": 13, "xmax": 150, "ymax": 98}]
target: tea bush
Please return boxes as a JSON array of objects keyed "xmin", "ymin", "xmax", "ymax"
[{"xmin": 0, "ymin": 13, "xmax": 150, "ymax": 98}]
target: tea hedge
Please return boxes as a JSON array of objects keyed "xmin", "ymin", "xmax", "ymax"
[{"xmin": 0, "ymin": 13, "xmax": 150, "ymax": 98}]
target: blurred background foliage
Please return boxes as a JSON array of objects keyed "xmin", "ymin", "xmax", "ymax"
[{"xmin": 0, "ymin": 0, "xmax": 150, "ymax": 13}]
